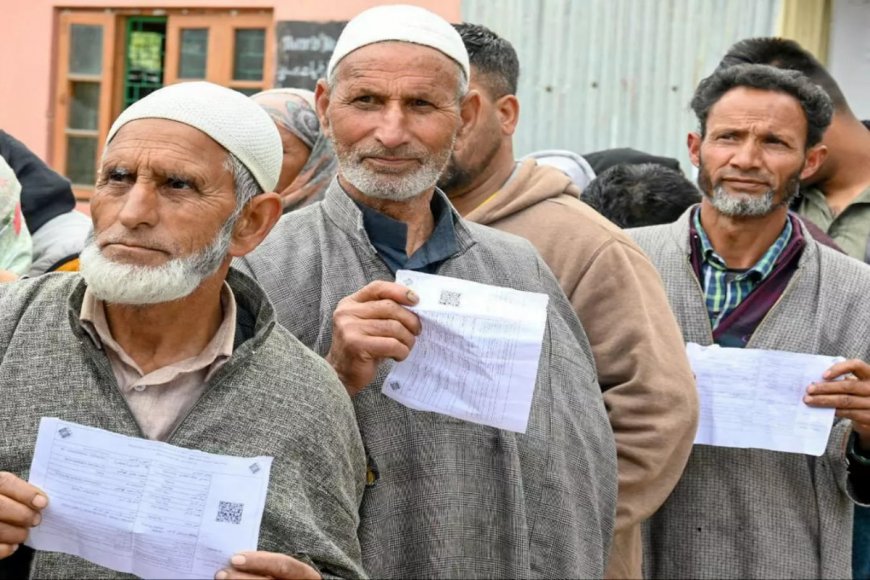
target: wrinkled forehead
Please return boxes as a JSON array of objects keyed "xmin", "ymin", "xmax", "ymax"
[
  {"xmin": 333, "ymin": 41, "xmax": 465, "ymax": 86},
  {"xmin": 707, "ymin": 87, "xmax": 807, "ymax": 131}
]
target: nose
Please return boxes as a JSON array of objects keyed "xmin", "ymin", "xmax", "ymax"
[
  {"xmin": 728, "ymin": 138, "xmax": 763, "ymax": 171},
  {"xmin": 373, "ymin": 101, "xmax": 410, "ymax": 150},
  {"xmin": 117, "ymin": 179, "xmax": 159, "ymax": 230}
]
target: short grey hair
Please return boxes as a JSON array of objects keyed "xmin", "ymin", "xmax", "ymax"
[{"xmin": 224, "ymin": 152, "xmax": 263, "ymax": 215}]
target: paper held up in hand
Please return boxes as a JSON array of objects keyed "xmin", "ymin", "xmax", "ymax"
[
  {"xmin": 26, "ymin": 417, "xmax": 272, "ymax": 580},
  {"xmin": 686, "ymin": 343, "xmax": 841, "ymax": 456},
  {"xmin": 382, "ymin": 270, "xmax": 549, "ymax": 433}
]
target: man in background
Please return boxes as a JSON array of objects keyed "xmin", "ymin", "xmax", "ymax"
[{"xmin": 439, "ymin": 22, "xmax": 698, "ymax": 579}]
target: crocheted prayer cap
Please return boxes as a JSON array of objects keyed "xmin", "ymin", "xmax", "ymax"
[
  {"xmin": 106, "ymin": 81, "xmax": 282, "ymax": 193},
  {"xmin": 327, "ymin": 4, "xmax": 470, "ymax": 81}
]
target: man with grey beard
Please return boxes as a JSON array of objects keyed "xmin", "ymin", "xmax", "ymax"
[
  {"xmin": 0, "ymin": 81, "xmax": 368, "ymax": 580},
  {"xmin": 630, "ymin": 64, "xmax": 870, "ymax": 579},
  {"xmin": 237, "ymin": 4, "xmax": 617, "ymax": 579}
]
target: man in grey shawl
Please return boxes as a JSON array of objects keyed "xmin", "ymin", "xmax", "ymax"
[
  {"xmin": 630, "ymin": 64, "xmax": 870, "ymax": 579},
  {"xmin": 0, "ymin": 82, "xmax": 366, "ymax": 579},
  {"xmin": 236, "ymin": 4, "xmax": 618, "ymax": 579}
]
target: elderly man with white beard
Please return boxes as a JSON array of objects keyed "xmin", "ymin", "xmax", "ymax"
[
  {"xmin": 0, "ymin": 82, "xmax": 367, "ymax": 580},
  {"xmin": 237, "ymin": 4, "xmax": 617, "ymax": 579}
]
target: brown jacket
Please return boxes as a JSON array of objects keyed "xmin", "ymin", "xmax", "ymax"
[{"xmin": 465, "ymin": 159, "xmax": 698, "ymax": 579}]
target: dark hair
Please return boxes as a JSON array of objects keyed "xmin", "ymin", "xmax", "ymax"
[
  {"xmin": 454, "ymin": 22, "xmax": 519, "ymax": 98},
  {"xmin": 717, "ymin": 37, "xmax": 849, "ymax": 112},
  {"xmin": 690, "ymin": 63, "xmax": 833, "ymax": 148},
  {"xmin": 582, "ymin": 163, "xmax": 702, "ymax": 228}
]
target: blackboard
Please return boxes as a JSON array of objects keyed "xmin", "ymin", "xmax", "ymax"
[{"xmin": 274, "ymin": 21, "xmax": 347, "ymax": 91}]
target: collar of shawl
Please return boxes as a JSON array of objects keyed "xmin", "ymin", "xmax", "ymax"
[
  {"xmin": 65, "ymin": 267, "xmax": 277, "ymax": 353},
  {"xmin": 321, "ymin": 177, "xmax": 477, "ymax": 258}
]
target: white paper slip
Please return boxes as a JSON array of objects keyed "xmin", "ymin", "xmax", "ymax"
[
  {"xmin": 26, "ymin": 418, "xmax": 273, "ymax": 579},
  {"xmin": 382, "ymin": 270, "xmax": 549, "ymax": 433},
  {"xmin": 686, "ymin": 343, "xmax": 841, "ymax": 456}
]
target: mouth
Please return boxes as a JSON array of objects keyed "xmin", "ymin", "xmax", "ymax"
[
  {"xmin": 363, "ymin": 157, "xmax": 418, "ymax": 170},
  {"xmin": 101, "ymin": 242, "xmax": 169, "ymax": 257},
  {"xmin": 719, "ymin": 178, "xmax": 770, "ymax": 192}
]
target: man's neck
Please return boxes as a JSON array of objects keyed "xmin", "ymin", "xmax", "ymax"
[
  {"xmin": 699, "ymin": 202, "xmax": 790, "ymax": 269},
  {"xmin": 340, "ymin": 176, "xmax": 435, "ymax": 256},
  {"xmin": 817, "ymin": 115, "xmax": 870, "ymax": 213},
  {"xmin": 103, "ymin": 269, "xmax": 228, "ymax": 375},
  {"xmin": 447, "ymin": 145, "xmax": 516, "ymax": 217}
]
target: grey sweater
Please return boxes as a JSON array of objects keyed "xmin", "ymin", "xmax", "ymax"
[
  {"xmin": 237, "ymin": 181, "xmax": 619, "ymax": 579},
  {"xmin": 630, "ymin": 208, "xmax": 870, "ymax": 579},
  {"xmin": 0, "ymin": 269, "xmax": 367, "ymax": 579}
]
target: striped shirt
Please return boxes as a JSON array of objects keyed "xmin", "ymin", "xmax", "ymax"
[{"xmin": 693, "ymin": 209, "xmax": 793, "ymax": 329}]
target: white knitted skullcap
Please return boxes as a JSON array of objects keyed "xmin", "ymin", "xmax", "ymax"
[
  {"xmin": 327, "ymin": 4, "xmax": 469, "ymax": 81},
  {"xmin": 106, "ymin": 81, "xmax": 282, "ymax": 193}
]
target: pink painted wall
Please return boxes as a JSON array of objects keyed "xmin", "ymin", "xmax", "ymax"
[{"xmin": 0, "ymin": 0, "xmax": 460, "ymax": 161}]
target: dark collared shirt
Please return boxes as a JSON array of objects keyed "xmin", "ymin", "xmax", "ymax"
[
  {"xmin": 689, "ymin": 209, "xmax": 805, "ymax": 348},
  {"xmin": 355, "ymin": 192, "xmax": 459, "ymax": 274}
]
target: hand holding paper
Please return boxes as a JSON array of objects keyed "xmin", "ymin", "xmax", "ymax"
[
  {"xmin": 0, "ymin": 471, "xmax": 47, "ymax": 559},
  {"xmin": 686, "ymin": 343, "xmax": 842, "ymax": 456},
  {"xmin": 25, "ymin": 418, "xmax": 272, "ymax": 579},
  {"xmin": 327, "ymin": 280, "xmax": 422, "ymax": 395},
  {"xmin": 382, "ymin": 270, "xmax": 549, "ymax": 433},
  {"xmin": 804, "ymin": 358, "xmax": 870, "ymax": 446}
]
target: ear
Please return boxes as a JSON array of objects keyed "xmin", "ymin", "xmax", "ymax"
[
  {"xmin": 799, "ymin": 143, "xmax": 828, "ymax": 181},
  {"xmin": 228, "ymin": 192, "xmax": 283, "ymax": 257},
  {"xmin": 314, "ymin": 79, "xmax": 331, "ymax": 137},
  {"xmin": 494, "ymin": 94, "xmax": 520, "ymax": 136},
  {"xmin": 687, "ymin": 132, "xmax": 702, "ymax": 168},
  {"xmin": 455, "ymin": 89, "xmax": 482, "ymax": 150}
]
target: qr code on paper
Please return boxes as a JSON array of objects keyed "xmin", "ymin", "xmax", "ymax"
[
  {"xmin": 216, "ymin": 501, "xmax": 244, "ymax": 525},
  {"xmin": 439, "ymin": 290, "xmax": 462, "ymax": 307}
]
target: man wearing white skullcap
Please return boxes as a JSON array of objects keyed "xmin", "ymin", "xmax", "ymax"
[
  {"xmin": 0, "ymin": 82, "xmax": 367, "ymax": 579},
  {"xmin": 239, "ymin": 5, "xmax": 617, "ymax": 578}
]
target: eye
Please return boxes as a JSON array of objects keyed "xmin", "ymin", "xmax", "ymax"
[
  {"xmin": 105, "ymin": 167, "xmax": 131, "ymax": 182},
  {"xmin": 411, "ymin": 99, "xmax": 433, "ymax": 108},
  {"xmin": 352, "ymin": 95, "xmax": 376, "ymax": 106},
  {"xmin": 166, "ymin": 176, "xmax": 193, "ymax": 190}
]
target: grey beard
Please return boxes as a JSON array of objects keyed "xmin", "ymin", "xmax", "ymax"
[
  {"xmin": 708, "ymin": 186, "xmax": 777, "ymax": 217},
  {"xmin": 334, "ymin": 138, "xmax": 454, "ymax": 201}
]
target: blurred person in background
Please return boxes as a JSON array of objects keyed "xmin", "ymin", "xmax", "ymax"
[
  {"xmin": 251, "ymin": 89, "xmax": 338, "ymax": 212},
  {"xmin": 0, "ymin": 155, "xmax": 32, "ymax": 281},
  {"xmin": 0, "ymin": 130, "xmax": 90, "ymax": 275},
  {"xmin": 581, "ymin": 163, "xmax": 702, "ymax": 228}
]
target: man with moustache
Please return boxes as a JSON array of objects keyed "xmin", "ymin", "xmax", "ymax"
[
  {"xmin": 437, "ymin": 23, "xmax": 698, "ymax": 579},
  {"xmin": 238, "ymin": 5, "xmax": 617, "ymax": 579},
  {"xmin": 0, "ymin": 82, "xmax": 366, "ymax": 579},
  {"xmin": 630, "ymin": 64, "xmax": 870, "ymax": 579}
]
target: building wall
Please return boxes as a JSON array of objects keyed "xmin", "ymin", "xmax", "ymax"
[
  {"xmin": 0, "ymin": 0, "xmax": 460, "ymax": 159},
  {"xmin": 462, "ymin": 0, "xmax": 781, "ymax": 175},
  {"xmin": 828, "ymin": 0, "xmax": 870, "ymax": 119}
]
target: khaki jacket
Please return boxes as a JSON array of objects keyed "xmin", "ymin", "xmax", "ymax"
[{"xmin": 466, "ymin": 159, "xmax": 699, "ymax": 579}]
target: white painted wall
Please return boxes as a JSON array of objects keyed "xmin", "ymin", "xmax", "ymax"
[{"xmin": 828, "ymin": 0, "xmax": 870, "ymax": 119}]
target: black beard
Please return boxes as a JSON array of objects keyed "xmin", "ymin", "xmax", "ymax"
[{"xmin": 437, "ymin": 155, "xmax": 475, "ymax": 195}]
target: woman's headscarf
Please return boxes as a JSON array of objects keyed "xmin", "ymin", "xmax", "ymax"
[
  {"xmin": 0, "ymin": 155, "xmax": 32, "ymax": 275},
  {"xmin": 251, "ymin": 88, "xmax": 338, "ymax": 212}
]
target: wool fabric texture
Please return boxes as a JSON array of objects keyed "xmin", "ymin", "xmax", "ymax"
[
  {"xmin": 106, "ymin": 81, "xmax": 282, "ymax": 193},
  {"xmin": 236, "ymin": 180, "xmax": 618, "ymax": 579},
  {"xmin": 326, "ymin": 4, "xmax": 470, "ymax": 80},
  {"xmin": 630, "ymin": 208, "xmax": 870, "ymax": 579}
]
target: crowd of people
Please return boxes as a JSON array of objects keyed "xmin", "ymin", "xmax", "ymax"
[{"xmin": 0, "ymin": 4, "xmax": 868, "ymax": 579}]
